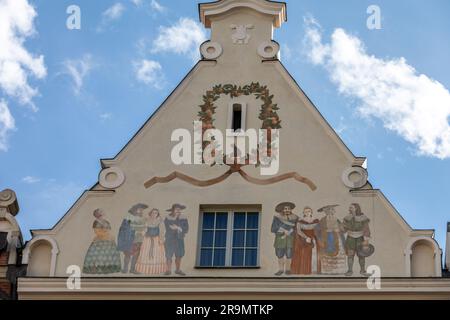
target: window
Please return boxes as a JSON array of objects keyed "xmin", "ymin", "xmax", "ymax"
[
  {"xmin": 232, "ymin": 104, "xmax": 242, "ymax": 131},
  {"xmin": 228, "ymin": 102, "xmax": 247, "ymax": 132},
  {"xmin": 198, "ymin": 210, "xmax": 260, "ymax": 268}
]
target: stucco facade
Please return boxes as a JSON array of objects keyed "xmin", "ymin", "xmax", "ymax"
[{"xmin": 2, "ymin": 0, "xmax": 449, "ymax": 300}]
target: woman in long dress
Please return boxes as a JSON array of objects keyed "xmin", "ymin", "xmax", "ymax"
[
  {"xmin": 83, "ymin": 209, "xmax": 122, "ymax": 274},
  {"xmin": 291, "ymin": 207, "xmax": 320, "ymax": 275},
  {"xmin": 135, "ymin": 209, "xmax": 167, "ymax": 274}
]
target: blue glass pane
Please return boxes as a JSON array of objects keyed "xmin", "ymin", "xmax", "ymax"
[
  {"xmin": 213, "ymin": 249, "xmax": 226, "ymax": 266},
  {"xmin": 215, "ymin": 213, "xmax": 228, "ymax": 229},
  {"xmin": 245, "ymin": 249, "xmax": 257, "ymax": 266},
  {"xmin": 247, "ymin": 213, "xmax": 259, "ymax": 229},
  {"xmin": 200, "ymin": 249, "xmax": 213, "ymax": 266},
  {"xmin": 233, "ymin": 230, "xmax": 245, "ymax": 247},
  {"xmin": 232, "ymin": 249, "xmax": 244, "ymax": 266},
  {"xmin": 233, "ymin": 212, "xmax": 246, "ymax": 229},
  {"xmin": 201, "ymin": 230, "xmax": 214, "ymax": 247},
  {"xmin": 246, "ymin": 230, "xmax": 258, "ymax": 247},
  {"xmin": 203, "ymin": 213, "xmax": 215, "ymax": 229},
  {"xmin": 214, "ymin": 230, "xmax": 227, "ymax": 247}
]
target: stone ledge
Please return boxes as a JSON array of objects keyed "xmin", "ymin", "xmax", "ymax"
[{"xmin": 17, "ymin": 277, "xmax": 450, "ymax": 300}]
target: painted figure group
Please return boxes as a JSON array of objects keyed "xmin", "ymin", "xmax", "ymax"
[
  {"xmin": 271, "ymin": 202, "xmax": 374, "ymax": 276},
  {"xmin": 83, "ymin": 203, "xmax": 189, "ymax": 276}
]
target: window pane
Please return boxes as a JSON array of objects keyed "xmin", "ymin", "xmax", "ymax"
[
  {"xmin": 214, "ymin": 230, "xmax": 227, "ymax": 247},
  {"xmin": 246, "ymin": 230, "xmax": 258, "ymax": 247},
  {"xmin": 233, "ymin": 212, "xmax": 246, "ymax": 229},
  {"xmin": 215, "ymin": 212, "xmax": 228, "ymax": 229},
  {"xmin": 245, "ymin": 249, "xmax": 257, "ymax": 266},
  {"xmin": 214, "ymin": 249, "xmax": 226, "ymax": 266},
  {"xmin": 203, "ymin": 213, "xmax": 215, "ymax": 229},
  {"xmin": 233, "ymin": 230, "xmax": 245, "ymax": 247},
  {"xmin": 200, "ymin": 249, "xmax": 213, "ymax": 267},
  {"xmin": 232, "ymin": 249, "xmax": 244, "ymax": 266},
  {"xmin": 201, "ymin": 230, "xmax": 214, "ymax": 247},
  {"xmin": 232, "ymin": 104, "xmax": 242, "ymax": 131},
  {"xmin": 247, "ymin": 213, "xmax": 259, "ymax": 229}
]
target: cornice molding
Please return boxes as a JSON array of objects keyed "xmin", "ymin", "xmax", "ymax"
[
  {"xmin": 199, "ymin": 0, "xmax": 287, "ymax": 28},
  {"xmin": 18, "ymin": 277, "xmax": 450, "ymax": 300}
]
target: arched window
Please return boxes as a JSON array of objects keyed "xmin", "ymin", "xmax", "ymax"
[
  {"xmin": 411, "ymin": 240, "xmax": 435, "ymax": 277},
  {"xmin": 23, "ymin": 236, "xmax": 59, "ymax": 276},
  {"xmin": 404, "ymin": 237, "xmax": 442, "ymax": 277}
]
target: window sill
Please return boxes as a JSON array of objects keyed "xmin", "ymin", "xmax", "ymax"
[{"xmin": 194, "ymin": 266, "xmax": 261, "ymax": 269}]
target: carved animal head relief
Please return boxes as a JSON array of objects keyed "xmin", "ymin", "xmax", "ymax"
[{"xmin": 230, "ymin": 24, "xmax": 254, "ymax": 44}]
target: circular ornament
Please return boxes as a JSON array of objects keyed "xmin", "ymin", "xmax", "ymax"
[
  {"xmin": 200, "ymin": 41, "xmax": 223, "ymax": 60},
  {"xmin": 99, "ymin": 167, "xmax": 126, "ymax": 189}
]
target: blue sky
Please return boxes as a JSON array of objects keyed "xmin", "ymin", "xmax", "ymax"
[{"xmin": 0, "ymin": 0, "xmax": 449, "ymax": 255}]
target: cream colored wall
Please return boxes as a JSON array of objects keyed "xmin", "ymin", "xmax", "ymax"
[{"xmin": 27, "ymin": 8, "xmax": 438, "ymax": 279}]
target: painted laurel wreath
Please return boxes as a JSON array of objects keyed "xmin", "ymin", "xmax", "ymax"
[
  {"xmin": 143, "ymin": 83, "xmax": 317, "ymax": 191},
  {"xmin": 198, "ymin": 82, "xmax": 282, "ymax": 133}
]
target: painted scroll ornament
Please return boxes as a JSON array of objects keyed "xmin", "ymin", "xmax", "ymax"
[{"xmin": 144, "ymin": 157, "xmax": 317, "ymax": 191}]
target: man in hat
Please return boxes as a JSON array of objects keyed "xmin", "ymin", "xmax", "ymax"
[
  {"xmin": 117, "ymin": 203, "xmax": 148, "ymax": 274},
  {"xmin": 342, "ymin": 203, "xmax": 373, "ymax": 276},
  {"xmin": 271, "ymin": 202, "xmax": 299, "ymax": 276},
  {"xmin": 164, "ymin": 204, "xmax": 189, "ymax": 276}
]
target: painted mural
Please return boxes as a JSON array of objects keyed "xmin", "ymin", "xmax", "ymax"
[
  {"xmin": 163, "ymin": 204, "xmax": 189, "ymax": 276},
  {"xmin": 117, "ymin": 203, "xmax": 147, "ymax": 274},
  {"xmin": 83, "ymin": 209, "xmax": 122, "ymax": 274},
  {"xmin": 83, "ymin": 203, "xmax": 189, "ymax": 276},
  {"xmin": 82, "ymin": 201, "xmax": 373, "ymax": 277},
  {"xmin": 135, "ymin": 208, "xmax": 166, "ymax": 275},
  {"xmin": 271, "ymin": 202, "xmax": 375, "ymax": 276}
]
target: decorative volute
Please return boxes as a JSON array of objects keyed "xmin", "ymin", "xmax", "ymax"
[
  {"xmin": 199, "ymin": 0, "xmax": 287, "ymax": 62},
  {"xmin": 0, "ymin": 189, "xmax": 19, "ymax": 216}
]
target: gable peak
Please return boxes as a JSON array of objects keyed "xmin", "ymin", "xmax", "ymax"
[{"xmin": 199, "ymin": 0, "xmax": 287, "ymax": 29}]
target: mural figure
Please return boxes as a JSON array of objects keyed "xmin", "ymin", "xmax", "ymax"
[
  {"xmin": 342, "ymin": 203, "xmax": 374, "ymax": 276},
  {"xmin": 164, "ymin": 204, "xmax": 189, "ymax": 276},
  {"xmin": 316, "ymin": 205, "xmax": 347, "ymax": 274},
  {"xmin": 135, "ymin": 208, "xmax": 167, "ymax": 275},
  {"xmin": 117, "ymin": 203, "xmax": 147, "ymax": 274},
  {"xmin": 291, "ymin": 207, "xmax": 320, "ymax": 275},
  {"xmin": 271, "ymin": 202, "xmax": 299, "ymax": 276},
  {"xmin": 83, "ymin": 209, "xmax": 122, "ymax": 274}
]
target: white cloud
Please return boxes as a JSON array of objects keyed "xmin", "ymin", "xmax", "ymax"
[
  {"xmin": 0, "ymin": 100, "xmax": 15, "ymax": 151},
  {"xmin": 133, "ymin": 59, "xmax": 165, "ymax": 89},
  {"xmin": 304, "ymin": 17, "xmax": 450, "ymax": 159},
  {"xmin": 22, "ymin": 176, "xmax": 40, "ymax": 184},
  {"xmin": 152, "ymin": 18, "xmax": 207, "ymax": 59},
  {"xmin": 103, "ymin": 3, "xmax": 125, "ymax": 21},
  {"xmin": 131, "ymin": 0, "xmax": 166, "ymax": 12},
  {"xmin": 0, "ymin": 0, "xmax": 47, "ymax": 111},
  {"xmin": 100, "ymin": 113, "xmax": 112, "ymax": 121},
  {"xmin": 98, "ymin": 3, "xmax": 125, "ymax": 32},
  {"xmin": 61, "ymin": 54, "xmax": 94, "ymax": 95},
  {"xmin": 150, "ymin": 0, "xmax": 166, "ymax": 13},
  {"xmin": 281, "ymin": 43, "xmax": 292, "ymax": 61}
]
